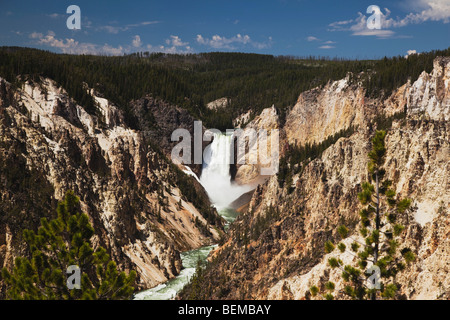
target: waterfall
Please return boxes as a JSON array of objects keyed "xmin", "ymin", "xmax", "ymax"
[
  {"xmin": 200, "ymin": 132, "xmax": 252, "ymax": 210},
  {"xmin": 135, "ymin": 132, "xmax": 252, "ymax": 300}
]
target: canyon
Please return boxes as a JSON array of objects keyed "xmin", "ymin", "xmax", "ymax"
[{"xmin": 0, "ymin": 53, "xmax": 448, "ymax": 300}]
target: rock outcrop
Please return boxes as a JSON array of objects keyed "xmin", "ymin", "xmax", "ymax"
[
  {"xmin": 130, "ymin": 95, "xmax": 211, "ymax": 176},
  {"xmin": 207, "ymin": 97, "xmax": 229, "ymax": 111},
  {"xmin": 285, "ymin": 76, "xmax": 366, "ymax": 146},
  {"xmin": 233, "ymin": 105, "xmax": 280, "ymax": 186},
  {"xmin": 406, "ymin": 57, "xmax": 450, "ymax": 121}
]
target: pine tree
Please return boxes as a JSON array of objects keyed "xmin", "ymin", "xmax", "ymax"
[
  {"xmin": 310, "ymin": 130, "xmax": 415, "ymax": 300},
  {"xmin": 0, "ymin": 191, "xmax": 136, "ymax": 300}
]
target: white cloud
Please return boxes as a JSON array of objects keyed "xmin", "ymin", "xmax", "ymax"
[
  {"xmin": 31, "ymin": 31, "xmax": 79, "ymax": 52},
  {"xmin": 29, "ymin": 31, "xmax": 126, "ymax": 55},
  {"xmin": 196, "ymin": 34, "xmax": 249, "ymax": 49},
  {"xmin": 152, "ymin": 35, "xmax": 193, "ymax": 54},
  {"xmin": 29, "ymin": 31, "xmax": 194, "ymax": 55},
  {"xmin": 98, "ymin": 25, "xmax": 123, "ymax": 34},
  {"xmin": 154, "ymin": 45, "xmax": 193, "ymax": 54},
  {"xmin": 350, "ymin": 14, "xmax": 397, "ymax": 38},
  {"xmin": 307, "ymin": 37, "xmax": 337, "ymax": 47},
  {"xmin": 128, "ymin": 21, "xmax": 160, "ymax": 27},
  {"xmin": 405, "ymin": 49, "xmax": 420, "ymax": 58},
  {"xmin": 47, "ymin": 13, "xmax": 64, "ymax": 19},
  {"xmin": 98, "ymin": 21, "xmax": 160, "ymax": 34},
  {"xmin": 99, "ymin": 44, "xmax": 126, "ymax": 56},
  {"xmin": 330, "ymin": 11, "xmax": 396, "ymax": 38},
  {"xmin": 381, "ymin": 1, "xmax": 450, "ymax": 28},
  {"xmin": 132, "ymin": 35, "xmax": 142, "ymax": 48},
  {"xmin": 328, "ymin": 19, "xmax": 354, "ymax": 31},
  {"xmin": 29, "ymin": 32, "xmax": 43, "ymax": 39},
  {"xmin": 307, "ymin": 36, "xmax": 320, "ymax": 41},
  {"xmin": 402, "ymin": 0, "xmax": 450, "ymax": 23},
  {"xmin": 196, "ymin": 33, "xmax": 271, "ymax": 50},
  {"xmin": 196, "ymin": 34, "xmax": 206, "ymax": 44},
  {"xmin": 166, "ymin": 35, "xmax": 188, "ymax": 47}
]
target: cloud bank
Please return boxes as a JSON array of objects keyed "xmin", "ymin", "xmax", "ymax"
[
  {"xmin": 196, "ymin": 34, "xmax": 272, "ymax": 50},
  {"xmin": 329, "ymin": 0, "xmax": 450, "ymax": 38}
]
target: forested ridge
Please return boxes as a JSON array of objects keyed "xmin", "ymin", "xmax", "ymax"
[{"xmin": 0, "ymin": 46, "xmax": 448, "ymax": 130}]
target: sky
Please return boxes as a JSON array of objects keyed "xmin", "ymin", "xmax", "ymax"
[{"xmin": 0, "ymin": 0, "xmax": 449, "ymax": 59}]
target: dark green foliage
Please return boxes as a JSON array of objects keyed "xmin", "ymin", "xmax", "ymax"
[
  {"xmin": 363, "ymin": 48, "xmax": 450, "ymax": 99},
  {"xmin": 324, "ymin": 293, "xmax": 334, "ymax": 300},
  {"xmin": 0, "ymin": 132, "xmax": 55, "ymax": 232},
  {"xmin": 324, "ymin": 241, "xmax": 335, "ymax": 254},
  {"xmin": 380, "ymin": 283, "xmax": 398, "ymax": 299},
  {"xmin": 351, "ymin": 242, "xmax": 360, "ymax": 252},
  {"xmin": 327, "ymin": 257, "xmax": 340, "ymax": 269},
  {"xmin": 250, "ymin": 205, "xmax": 280, "ymax": 241},
  {"xmin": 169, "ymin": 164, "xmax": 221, "ymax": 228},
  {"xmin": 373, "ymin": 111, "xmax": 407, "ymax": 132},
  {"xmin": 337, "ymin": 225, "xmax": 349, "ymax": 238},
  {"xmin": 0, "ymin": 191, "xmax": 136, "ymax": 300},
  {"xmin": 1, "ymin": 47, "xmax": 447, "ymax": 131},
  {"xmin": 310, "ymin": 285, "xmax": 319, "ymax": 297},
  {"xmin": 278, "ymin": 126, "xmax": 356, "ymax": 188},
  {"xmin": 393, "ymin": 224, "xmax": 405, "ymax": 236},
  {"xmin": 368, "ymin": 130, "xmax": 387, "ymax": 173},
  {"xmin": 337, "ymin": 243, "xmax": 346, "ymax": 253},
  {"xmin": 0, "ymin": 48, "xmax": 362, "ymax": 130},
  {"xmin": 401, "ymin": 249, "xmax": 416, "ymax": 263},
  {"xmin": 325, "ymin": 281, "xmax": 335, "ymax": 291}
]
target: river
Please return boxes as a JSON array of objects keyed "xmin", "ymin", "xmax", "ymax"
[
  {"xmin": 134, "ymin": 133, "xmax": 251, "ymax": 300},
  {"xmin": 133, "ymin": 244, "xmax": 217, "ymax": 300}
]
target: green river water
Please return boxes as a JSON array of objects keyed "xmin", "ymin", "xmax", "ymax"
[{"xmin": 133, "ymin": 208, "xmax": 237, "ymax": 300}]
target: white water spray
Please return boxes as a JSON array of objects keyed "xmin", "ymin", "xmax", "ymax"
[{"xmin": 200, "ymin": 132, "xmax": 253, "ymax": 210}]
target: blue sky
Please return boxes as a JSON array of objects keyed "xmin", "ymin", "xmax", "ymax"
[{"xmin": 0, "ymin": 0, "xmax": 449, "ymax": 58}]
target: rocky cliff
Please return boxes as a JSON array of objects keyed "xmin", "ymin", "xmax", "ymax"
[
  {"xmin": 233, "ymin": 105, "xmax": 280, "ymax": 187},
  {"xmin": 129, "ymin": 95, "xmax": 211, "ymax": 177},
  {"xmin": 0, "ymin": 76, "xmax": 224, "ymax": 294},
  {"xmin": 180, "ymin": 57, "xmax": 449, "ymax": 300}
]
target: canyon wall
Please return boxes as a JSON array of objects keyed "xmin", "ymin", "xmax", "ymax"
[
  {"xmin": 0, "ymin": 77, "xmax": 224, "ymax": 293},
  {"xmin": 183, "ymin": 57, "xmax": 449, "ymax": 300}
]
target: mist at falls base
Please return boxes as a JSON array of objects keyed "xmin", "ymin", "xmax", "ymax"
[
  {"xmin": 134, "ymin": 133, "xmax": 253, "ymax": 300},
  {"xmin": 200, "ymin": 132, "xmax": 254, "ymax": 212}
]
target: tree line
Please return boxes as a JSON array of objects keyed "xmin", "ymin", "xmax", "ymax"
[{"xmin": 1, "ymin": 47, "xmax": 447, "ymax": 130}]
